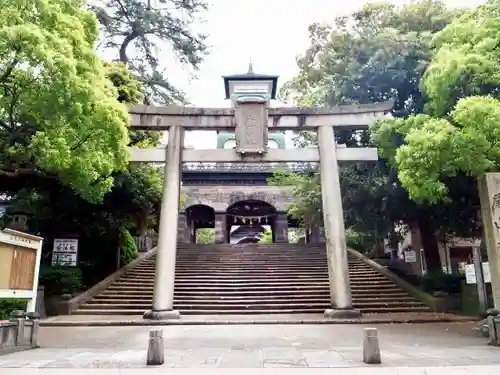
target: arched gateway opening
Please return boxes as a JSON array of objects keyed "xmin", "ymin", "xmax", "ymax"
[
  {"xmin": 226, "ymin": 200, "xmax": 278, "ymax": 244},
  {"xmin": 185, "ymin": 204, "xmax": 215, "ymax": 243}
]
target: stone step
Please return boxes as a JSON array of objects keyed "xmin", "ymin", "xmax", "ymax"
[
  {"xmin": 112, "ymin": 278, "xmax": 394, "ymax": 289},
  {"xmin": 125, "ymin": 269, "xmax": 384, "ymax": 276},
  {"xmin": 162, "ymin": 258, "xmax": 327, "ymax": 261},
  {"xmin": 145, "ymin": 257, "xmax": 336, "ymax": 260},
  {"xmin": 133, "ymin": 267, "xmax": 367, "ymax": 273},
  {"xmin": 75, "ymin": 243, "xmax": 429, "ymax": 316},
  {"xmin": 171, "ymin": 258, "xmax": 331, "ymax": 261},
  {"xmin": 90, "ymin": 296, "xmax": 420, "ymax": 304},
  {"xmin": 140, "ymin": 263, "xmax": 367, "ymax": 268},
  {"xmin": 174, "ymin": 250, "xmax": 326, "ymax": 253},
  {"xmin": 113, "ymin": 277, "xmax": 394, "ymax": 284},
  {"xmin": 105, "ymin": 284, "xmax": 402, "ymax": 292},
  {"xmin": 79, "ymin": 300, "xmax": 426, "ymax": 310},
  {"xmin": 173, "ymin": 250, "xmax": 328, "ymax": 254},
  {"xmin": 72, "ymin": 305, "xmax": 430, "ymax": 315},
  {"xmin": 119, "ymin": 274, "xmax": 390, "ymax": 282},
  {"xmin": 136, "ymin": 262, "xmax": 331, "ymax": 268},
  {"xmin": 123, "ymin": 271, "xmax": 385, "ymax": 278},
  {"xmin": 146, "ymin": 261, "xmax": 364, "ymax": 265},
  {"xmin": 97, "ymin": 290, "xmax": 411, "ymax": 298}
]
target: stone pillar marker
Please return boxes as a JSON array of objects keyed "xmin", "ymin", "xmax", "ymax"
[
  {"xmin": 177, "ymin": 213, "xmax": 190, "ymax": 244},
  {"xmin": 274, "ymin": 213, "xmax": 289, "ymax": 243},
  {"xmin": 318, "ymin": 124, "xmax": 360, "ymax": 318},
  {"xmin": 146, "ymin": 329, "xmax": 165, "ymax": 366},
  {"xmin": 309, "ymin": 226, "xmax": 325, "ymax": 244},
  {"xmin": 478, "ymin": 173, "xmax": 500, "ymax": 309},
  {"xmin": 143, "ymin": 125, "xmax": 182, "ymax": 320},
  {"xmin": 363, "ymin": 328, "xmax": 382, "ymax": 364},
  {"xmin": 214, "ymin": 213, "xmax": 228, "ymax": 244},
  {"xmin": 473, "ymin": 246, "xmax": 488, "ymax": 314}
]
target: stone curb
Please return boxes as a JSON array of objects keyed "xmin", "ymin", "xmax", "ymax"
[{"xmin": 40, "ymin": 316, "xmax": 479, "ymax": 327}]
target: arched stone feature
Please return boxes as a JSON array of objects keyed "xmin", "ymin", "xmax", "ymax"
[
  {"xmin": 185, "ymin": 204, "xmax": 215, "ymax": 225},
  {"xmin": 181, "ymin": 185, "xmax": 292, "ymax": 212},
  {"xmin": 226, "ymin": 192, "xmax": 279, "ymax": 211},
  {"xmin": 184, "ymin": 204, "xmax": 215, "ymax": 244},
  {"xmin": 226, "ymin": 199, "xmax": 276, "ymax": 244},
  {"xmin": 226, "ymin": 199, "xmax": 277, "ymax": 219}
]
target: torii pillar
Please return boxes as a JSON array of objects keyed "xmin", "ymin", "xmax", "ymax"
[{"xmin": 143, "ymin": 125, "xmax": 183, "ymax": 320}]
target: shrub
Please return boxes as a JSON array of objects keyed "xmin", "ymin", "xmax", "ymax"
[
  {"xmin": 119, "ymin": 227, "xmax": 139, "ymax": 267},
  {"xmin": 258, "ymin": 229, "xmax": 273, "ymax": 244},
  {"xmin": 345, "ymin": 229, "xmax": 372, "ymax": 253},
  {"xmin": 196, "ymin": 228, "xmax": 215, "ymax": 244},
  {"xmin": 0, "ymin": 299, "xmax": 27, "ymax": 319},
  {"xmin": 39, "ymin": 265, "xmax": 83, "ymax": 296},
  {"xmin": 419, "ymin": 271, "xmax": 463, "ymax": 295}
]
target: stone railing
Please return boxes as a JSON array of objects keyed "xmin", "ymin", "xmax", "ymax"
[{"xmin": 0, "ymin": 310, "xmax": 40, "ymax": 354}]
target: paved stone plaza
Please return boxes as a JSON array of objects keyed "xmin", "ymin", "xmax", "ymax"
[{"xmin": 0, "ymin": 322, "xmax": 499, "ymax": 370}]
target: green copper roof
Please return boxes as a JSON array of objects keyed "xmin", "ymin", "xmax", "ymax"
[
  {"xmin": 222, "ymin": 63, "xmax": 279, "ymax": 100},
  {"xmin": 216, "ymin": 132, "xmax": 286, "ymax": 149}
]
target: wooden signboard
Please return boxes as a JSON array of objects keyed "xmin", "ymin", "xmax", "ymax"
[{"xmin": 0, "ymin": 228, "xmax": 43, "ymax": 313}]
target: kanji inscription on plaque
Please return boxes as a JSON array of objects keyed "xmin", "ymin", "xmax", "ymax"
[{"xmin": 234, "ymin": 99, "xmax": 268, "ymax": 155}]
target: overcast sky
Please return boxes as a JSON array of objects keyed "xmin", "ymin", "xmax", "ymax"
[{"xmin": 146, "ymin": 0, "xmax": 487, "ymax": 148}]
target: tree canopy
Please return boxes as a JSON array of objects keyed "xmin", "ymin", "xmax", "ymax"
[
  {"xmin": 0, "ymin": 0, "xmax": 130, "ymax": 202},
  {"xmin": 373, "ymin": 0, "xmax": 500, "ymax": 203},
  {"xmin": 3, "ymin": 59, "xmax": 164, "ymax": 284},
  {"xmin": 91, "ymin": 0, "xmax": 208, "ymax": 104},
  {"xmin": 275, "ymin": 1, "xmax": 476, "ymax": 266}
]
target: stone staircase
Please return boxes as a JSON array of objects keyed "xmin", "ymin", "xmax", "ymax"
[{"xmin": 73, "ymin": 244, "xmax": 430, "ymax": 315}]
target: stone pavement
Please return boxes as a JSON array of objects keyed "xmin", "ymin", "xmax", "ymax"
[
  {"xmin": 0, "ymin": 323, "xmax": 498, "ymax": 369},
  {"xmin": 2, "ymin": 366, "xmax": 500, "ymax": 375}
]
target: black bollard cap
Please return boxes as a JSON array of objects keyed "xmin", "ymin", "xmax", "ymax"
[{"xmin": 25, "ymin": 312, "xmax": 41, "ymax": 320}]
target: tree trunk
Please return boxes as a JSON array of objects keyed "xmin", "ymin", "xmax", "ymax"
[
  {"xmin": 389, "ymin": 227, "xmax": 399, "ymax": 260},
  {"xmin": 416, "ymin": 214, "xmax": 442, "ymax": 272},
  {"xmin": 375, "ymin": 238, "xmax": 386, "ymax": 257}
]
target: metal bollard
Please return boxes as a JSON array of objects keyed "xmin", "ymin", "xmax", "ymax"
[
  {"xmin": 146, "ymin": 329, "xmax": 164, "ymax": 366},
  {"xmin": 363, "ymin": 327, "xmax": 381, "ymax": 364}
]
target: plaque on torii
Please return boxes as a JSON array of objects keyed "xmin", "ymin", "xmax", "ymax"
[{"xmin": 234, "ymin": 97, "xmax": 268, "ymax": 155}]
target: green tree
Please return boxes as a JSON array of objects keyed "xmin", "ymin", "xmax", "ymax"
[
  {"xmin": 91, "ymin": 0, "xmax": 208, "ymax": 104},
  {"xmin": 0, "ymin": 0, "xmax": 130, "ymax": 202},
  {"xmin": 258, "ymin": 229, "xmax": 273, "ymax": 244},
  {"xmin": 196, "ymin": 228, "xmax": 214, "ymax": 244},
  {"xmin": 2, "ymin": 59, "xmax": 163, "ymax": 286},
  {"xmin": 104, "ymin": 61, "xmax": 161, "ymax": 149},
  {"xmin": 373, "ymin": 0, "xmax": 500, "ymax": 203},
  {"xmin": 277, "ymin": 0, "xmax": 471, "ymax": 267},
  {"xmin": 119, "ymin": 226, "xmax": 139, "ymax": 266}
]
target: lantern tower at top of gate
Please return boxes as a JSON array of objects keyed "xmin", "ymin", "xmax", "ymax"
[{"xmin": 217, "ymin": 63, "xmax": 285, "ymax": 153}]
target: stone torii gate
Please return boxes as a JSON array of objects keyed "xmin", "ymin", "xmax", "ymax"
[{"xmin": 129, "ymin": 72, "xmax": 392, "ymax": 320}]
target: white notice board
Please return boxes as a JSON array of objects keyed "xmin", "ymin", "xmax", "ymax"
[
  {"xmin": 52, "ymin": 238, "xmax": 78, "ymax": 266},
  {"xmin": 465, "ymin": 262, "xmax": 491, "ymax": 284},
  {"xmin": 404, "ymin": 250, "xmax": 417, "ymax": 263}
]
